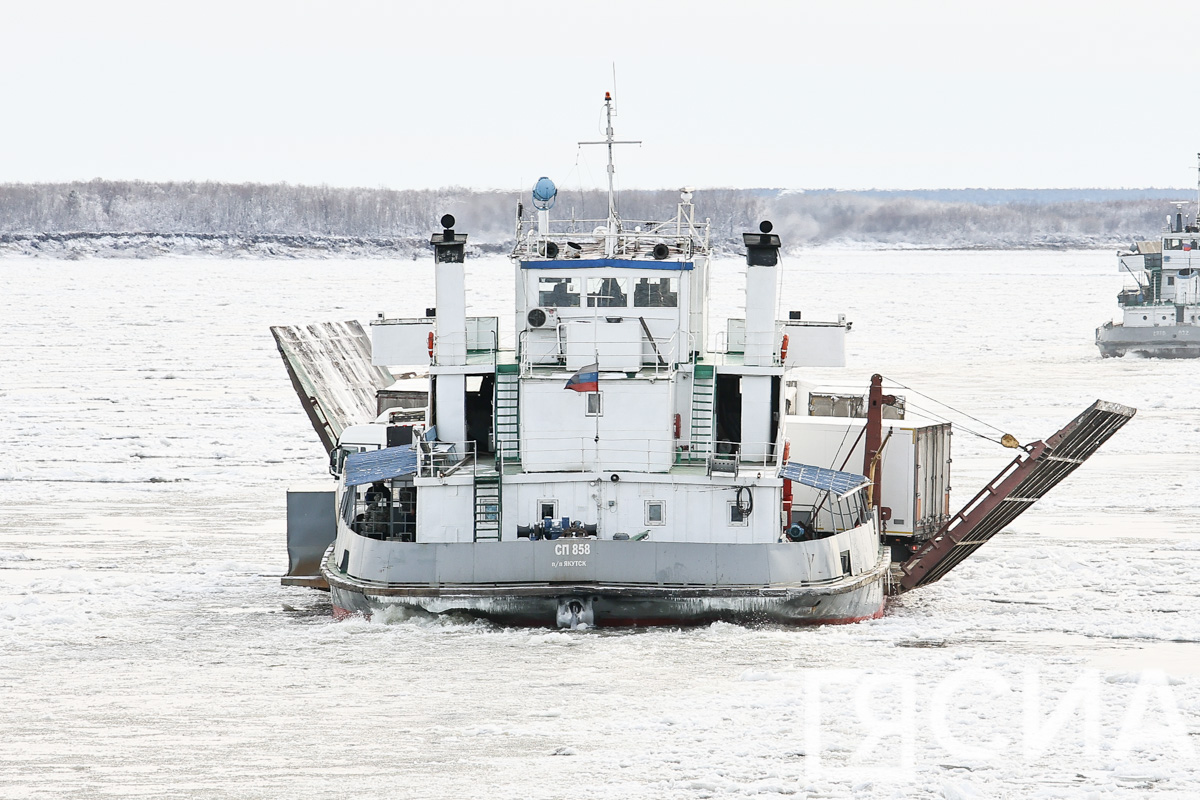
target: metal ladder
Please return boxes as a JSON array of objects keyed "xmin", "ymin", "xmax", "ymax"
[
  {"xmin": 473, "ymin": 473, "xmax": 501, "ymax": 541},
  {"xmin": 494, "ymin": 364, "xmax": 520, "ymax": 466},
  {"xmin": 689, "ymin": 364, "xmax": 716, "ymax": 462}
]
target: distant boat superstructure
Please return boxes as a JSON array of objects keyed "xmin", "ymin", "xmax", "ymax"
[{"xmin": 1097, "ymin": 158, "xmax": 1200, "ymax": 358}]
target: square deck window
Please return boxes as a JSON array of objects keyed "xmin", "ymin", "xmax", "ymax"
[
  {"xmin": 633, "ymin": 277, "xmax": 678, "ymax": 307},
  {"xmin": 728, "ymin": 501, "xmax": 749, "ymax": 527},
  {"xmin": 539, "ymin": 500, "xmax": 558, "ymax": 522},
  {"xmin": 586, "ymin": 277, "xmax": 629, "ymax": 308},
  {"xmin": 645, "ymin": 501, "xmax": 664, "ymax": 526},
  {"xmin": 538, "ymin": 277, "xmax": 581, "ymax": 307},
  {"xmin": 585, "ymin": 392, "xmax": 602, "ymax": 416}
]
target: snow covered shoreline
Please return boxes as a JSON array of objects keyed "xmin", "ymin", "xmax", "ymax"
[{"xmin": 0, "ymin": 230, "xmax": 1126, "ymax": 260}]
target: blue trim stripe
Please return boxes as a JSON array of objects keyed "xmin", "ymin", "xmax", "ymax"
[{"xmin": 522, "ymin": 258, "xmax": 693, "ymax": 271}]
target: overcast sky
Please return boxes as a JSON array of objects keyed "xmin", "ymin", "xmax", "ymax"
[{"xmin": 3, "ymin": 0, "xmax": 1199, "ymax": 192}]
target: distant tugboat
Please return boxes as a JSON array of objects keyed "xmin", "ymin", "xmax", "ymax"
[
  {"xmin": 1097, "ymin": 159, "xmax": 1200, "ymax": 358},
  {"xmin": 275, "ymin": 92, "xmax": 1135, "ymax": 627}
]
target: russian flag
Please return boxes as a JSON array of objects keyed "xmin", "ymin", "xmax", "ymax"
[{"xmin": 564, "ymin": 363, "xmax": 599, "ymax": 392}]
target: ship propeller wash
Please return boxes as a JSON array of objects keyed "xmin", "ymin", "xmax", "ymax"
[{"xmin": 275, "ymin": 93, "xmax": 1135, "ymax": 627}]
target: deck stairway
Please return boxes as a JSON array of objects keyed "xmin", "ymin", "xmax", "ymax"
[
  {"xmin": 494, "ymin": 364, "xmax": 520, "ymax": 467},
  {"xmin": 687, "ymin": 364, "xmax": 716, "ymax": 462},
  {"xmin": 896, "ymin": 400, "xmax": 1136, "ymax": 593},
  {"xmin": 473, "ymin": 472, "xmax": 501, "ymax": 541}
]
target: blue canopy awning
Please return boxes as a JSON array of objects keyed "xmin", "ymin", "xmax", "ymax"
[
  {"xmin": 344, "ymin": 445, "xmax": 417, "ymax": 487},
  {"xmin": 778, "ymin": 462, "xmax": 870, "ymax": 498}
]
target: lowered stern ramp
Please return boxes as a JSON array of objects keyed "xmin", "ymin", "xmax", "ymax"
[
  {"xmin": 270, "ymin": 321, "xmax": 394, "ymax": 452},
  {"xmin": 897, "ymin": 400, "xmax": 1136, "ymax": 593}
]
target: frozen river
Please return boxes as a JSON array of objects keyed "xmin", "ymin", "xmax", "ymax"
[{"xmin": 1, "ymin": 250, "xmax": 1197, "ymax": 798}]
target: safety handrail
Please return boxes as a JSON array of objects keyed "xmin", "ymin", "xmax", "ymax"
[{"xmin": 416, "ymin": 439, "xmax": 479, "ymax": 479}]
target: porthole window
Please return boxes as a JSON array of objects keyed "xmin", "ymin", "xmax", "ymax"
[
  {"xmin": 1143, "ymin": 315, "xmax": 1148, "ymax": 320},
  {"xmin": 645, "ymin": 501, "xmax": 664, "ymax": 526}
]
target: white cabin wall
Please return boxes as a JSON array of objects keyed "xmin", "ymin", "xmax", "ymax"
[
  {"xmin": 519, "ymin": 267, "xmax": 693, "ymax": 364},
  {"xmin": 520, "ymin": 379, "xmax": 673, "ymax": 472},
  {"xmin": 507, "ymin": 479, "xmax": 599, "ymax": 533},
  {"xmin": 508, "ymin": 478, "xmax": 781, "ymax": 544},
  {"xmin": 781, "ymin": 324, "xmax": 846, "ymax": 368},
  {"xmin": 1176, "ymin": 274, "xmax": 1200, "ymax": 305},
  {"xmin": 1124, "ymin": 307, "xmax": 1176, "ymax": 327},
  {"xmin": 417, "ymin": 482, "xmax": 474, "ymax": 542}
]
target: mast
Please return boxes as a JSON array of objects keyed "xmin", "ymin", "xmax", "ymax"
[
  {"xmin": 579, "ymin": 92, "xmax": 640, "ymax": 250},
  {"xmin": 863, "ymin": 374, "xmax": 896, "ymax": 523}
]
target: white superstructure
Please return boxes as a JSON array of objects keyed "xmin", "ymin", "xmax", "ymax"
[{"xmin": 276, "ymin": 92, "xmax": 1135, "ymax": 627}]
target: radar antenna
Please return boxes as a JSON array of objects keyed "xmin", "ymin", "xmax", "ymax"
[{"xmin": 578, "ymin": 92, "xmax": 641, "ymax": 236}]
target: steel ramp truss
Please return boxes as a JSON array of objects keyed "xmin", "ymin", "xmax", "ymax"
[{"xmin": 897, "ymin": 400, "xmax": 1135, "ymax": 592}]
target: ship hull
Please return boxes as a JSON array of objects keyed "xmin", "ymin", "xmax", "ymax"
[
  {"xmin": 1096, "ymin": 322, "xmax": 1200, "ymax": 358},
  {"xmin": 324, "ymin": 547, "xmax": 888, "ymax": 628}
]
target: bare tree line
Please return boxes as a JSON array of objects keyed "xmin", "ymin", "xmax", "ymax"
[{"xmin": 0, "ymin": 179, "xmax": 1187, "ymax": 256}]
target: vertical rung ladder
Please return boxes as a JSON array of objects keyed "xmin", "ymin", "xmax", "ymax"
[
  {"xmin": 689, "ymin": 364, "xmax": 716, "ymax": 462},
  {"xmin": 494, "ymin": 364, "xmax": 520, "ymax": 466},
  {"xmin": 473, "ymin": 474, "xmax": 501, "ymax": 541}
]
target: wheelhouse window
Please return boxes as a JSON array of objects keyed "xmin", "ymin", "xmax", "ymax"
[
  {"xmin": 633, "ymin": 277, "xmax": 678, "ymax": 307},
  {"xmin": 585, "ymin": 392, "xmax": 602, "ymax": 416},
  {"xmin": 1166, "ymin": 239, "xmax": 1183, "ymax": 250},
  {"xmin": 538, "ymin": 277, "xmax": 581, "ymax": 307},
  {"xmin": 645, "ymin": 501, "xmax": 664, "ymax": 526},
  {"xmin": 586, "ymin": 277, "xmax": 629, "ymax": 308}
]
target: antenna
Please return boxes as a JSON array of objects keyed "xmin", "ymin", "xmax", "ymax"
[{"xmin": 578, "ymin": 91, "xmax": 641, "ymax": 234}]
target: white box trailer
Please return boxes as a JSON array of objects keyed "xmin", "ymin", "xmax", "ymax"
[{"xmin": 784, "ymin": 415, "xmax": 951, "ymax": 539}]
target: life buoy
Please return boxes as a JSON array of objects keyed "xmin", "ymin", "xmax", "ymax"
[
  {"xmin": 779, "ymin": 333, "xmax": 789, "ymax": 363},
  {"xmin": 427, "ymin": 331, "xmax": 435, "ymax": 359},
  {"xmin": 673, "ymin": 413, "xmax": 681, "ymax": 439}
]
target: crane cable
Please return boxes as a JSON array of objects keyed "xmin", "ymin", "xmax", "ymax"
[{"xmin": 881, "ymin": 375, "xmax": 1022, "ymax": 450}]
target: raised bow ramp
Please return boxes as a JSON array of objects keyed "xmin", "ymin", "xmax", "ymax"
[
  {"xmin": 897, "ymin": 400, "xmax": 1136, "ymax": 592},
  {"xmin": 270, "ymin": 321, "xmax": 394, "ymax": 451}
]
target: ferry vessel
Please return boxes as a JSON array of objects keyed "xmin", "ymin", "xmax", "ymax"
[
  {"xmin": 1097, "ymin": 189, "xmax": 1200, "ymax": 358},
  {"xmin": 275, "ymin": 93, "xmax": 1135, "ymax": 627}
]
